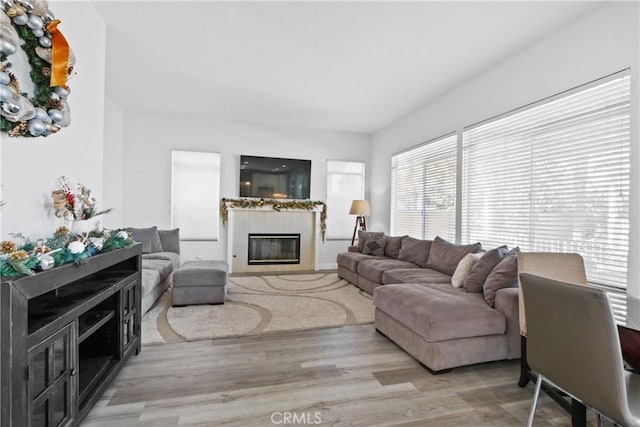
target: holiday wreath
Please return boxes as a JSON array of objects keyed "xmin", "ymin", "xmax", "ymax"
[{"xmin": 0, "ymin": 0, "xmax": 73, "ymax": 137}]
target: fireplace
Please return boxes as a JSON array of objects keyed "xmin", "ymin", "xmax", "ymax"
[{"xmin": 248, "ymin": 233, "xmax": 301, "ymax": 265}]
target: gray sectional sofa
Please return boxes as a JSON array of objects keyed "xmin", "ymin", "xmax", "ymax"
[
  {"xmin": 128, "ymin": 227, "xmax": 180, "ymax": 313},
  {"xmin": 337, "ymin": 233, "xmax": 521, "ymax": 373}
]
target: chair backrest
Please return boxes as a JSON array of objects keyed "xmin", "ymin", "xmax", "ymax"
[
  {"xmin": 519, "ymin": 273, "xmax": 632, "ymax": 426},
  {"xmin": 518, "ymin": 252, "xmax": 587, "ymax": 335}
]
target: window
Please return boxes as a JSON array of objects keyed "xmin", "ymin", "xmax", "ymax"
[
  {"xmin": 171, "ymin": 150, "xmax": 221, "ymax": 240},
  {"xmin": 326, "ymin": 160, "xmax": 365, "ymax": 239},
  {"xmin": 461, "ymin": 71, "xmax": 630, "ymax": 288},
  {"xmin": 391, "ymin": 134, "xmax": 457, "ymax": 241}
]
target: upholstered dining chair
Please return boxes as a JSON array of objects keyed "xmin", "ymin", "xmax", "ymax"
[
  {"xmin": 520, "ymin": 273, "xmax": 640, "ymax": 427},
  {"xmin": 517, "ymin": 252, "xmax": 587, "ymax": 387}
]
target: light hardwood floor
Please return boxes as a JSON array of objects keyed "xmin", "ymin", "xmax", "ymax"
[{"xmin": 82, "ymin": 325, "xmax": 601, "ymax": 426}]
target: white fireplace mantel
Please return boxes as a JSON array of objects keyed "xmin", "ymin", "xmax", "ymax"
[{"xmin": 225, "ymin": 204, "xmax": 322, "ymax": 273}]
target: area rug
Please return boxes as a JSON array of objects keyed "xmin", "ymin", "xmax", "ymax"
[{"xmin": 141, "ymin": 272, "xmax": 374, "ymax": 345}]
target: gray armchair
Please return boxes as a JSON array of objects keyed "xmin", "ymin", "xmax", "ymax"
[{"xmin": 520, "ymin": 273, "xmax": 640, "ymax": 427}]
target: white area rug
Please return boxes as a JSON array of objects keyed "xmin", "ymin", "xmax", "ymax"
[{"xmin": 141, "ymin": 272, "xmax": 374, "ymax": 345}]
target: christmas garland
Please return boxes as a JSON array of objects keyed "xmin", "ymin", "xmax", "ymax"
[
  {"xmin": 0, "ymin": 227, "xmax": 133, "ymax": 278},
  {"xmin": 221, "ymin": 198, "xmax": 327, "ymax": 242},
  {"xmin": 1, "ymin": 0, "xmax": 73, "ymax": 137}
]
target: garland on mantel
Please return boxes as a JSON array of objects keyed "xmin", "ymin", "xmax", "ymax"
[{"xmin": 220, "ymin": 198, "xmax": 327, "ymax": 242}]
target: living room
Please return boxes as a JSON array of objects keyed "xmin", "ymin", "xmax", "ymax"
[{"xmin": 1, "ymin": 1, "xmax": 639, "ymax": 426}]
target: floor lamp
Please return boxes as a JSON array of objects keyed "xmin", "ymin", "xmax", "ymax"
[{"xmin": 350, "ymin": 200, "xmax": 371, "ymax": 245}]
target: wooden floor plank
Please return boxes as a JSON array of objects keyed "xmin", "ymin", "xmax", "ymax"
[{"xmin": 82, "ymin": 324, "xmax": 604, "ymax": 426}]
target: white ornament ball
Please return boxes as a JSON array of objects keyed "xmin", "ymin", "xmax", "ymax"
[
  {"xmin": 13, "ymin": 14, "xmax": 29, "ymax": 26},
  {"xmin": 27, "ymin": 14, "xmax": 43, "ymax": 30},
  {"xmin": 47, "ymin": 108, "xmax": 63, "ymax": 122},
  {"xmin": 34, "ymin": 107, "xmax": 51, "ymax": 123},
  {"xmin": 68, "ymin": 241, "xmax": 85, "ymax": 255},
  {"xmin": 27, "ymin": 118, "xmax": 45, "ymax": 136},
  {"xmin": 54, "ymin": 87, "xmax": 69, "ymax": 98},
  {"xmin": 32, "ymin": 28, "xmax": 44, "ymax": 37},
  {"xmin": 0, "ymin": 85, "xmax": 13, "ymax": 101},
  {"xmin": 38, "ymin": 36, "xmax": 51, "ymax": 48},
  {"xmin": 0, "ymin": 39, "xmax": 17, "ymax": 55},
  {"xmin": 0, "ymin": 72, "xmax": 10, "ymax": 85},
  {"xmin": 39, "ymin": 254, "xmax": 55, "ymax": 271},
  {"xmin": 116, "ymin": 231, "xmax": 129, "ymax": 239}
]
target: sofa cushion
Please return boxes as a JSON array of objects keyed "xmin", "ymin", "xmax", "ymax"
[
  {"xmin": 398, "ymin": 237, "xmax": 432, "ymax": 267},
  {"xmin": 374, "ymin": 283, "xmax": 506, "ymax": 342},
  {"xmin": 143, "ymin": 251, "xmax": 180, "ymax": 270},
  {"xmin": 426, "ymin": 236, "xmax": 482, "ymax": 275},
  {"xmin": 158, "ymin": 228, "xmax": 180, "ymax": 254},
  {"xmin": 362, "ymin": 234, "xmax": 388, "ymax": 256},
  {"xmin": 357, "ymin": 231, "xmax": 384, "ymax": 252},
  {"xmin": 463, "ymin": 246, "xmax": 508, "ymax": 293},
  {"xmin": 142, "ymin": 256, "xmax": 174, "ymax": 281},
  {"xmin": 336, "ymin": 251, "xmax": 377, "ymax": 272},
  {"xmin": 451, "ymin": 252, "xmax": 483, "ymax": 288},
  {"xmin": 384, "ymin": 235, "xmax": 407, "ymax": 259},
  {"xmin": 129, "ymin": 226, "xmax": 163, "ymax": 254},
  {"xmin": 382, "ymin": 268, "xmax": 452, "ymax": 285},
  {"xmin": 483, "ymin": 247, "xmax": 520, "ymax": 307},
  {"xmin": 357, "ymin": 258, "xmax": 418, "ymax": 284}
]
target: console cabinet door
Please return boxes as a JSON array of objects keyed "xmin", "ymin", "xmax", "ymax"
[
  {"xmin": 28, "ymin": 322, "xmax": 77, "ymax": 427},
  {"xmin": 120, "ymin": 280, "xmax": 139, "ymax": 355}
]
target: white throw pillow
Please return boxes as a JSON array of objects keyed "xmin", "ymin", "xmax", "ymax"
[{"xmin": 451, "ymin": 252, "xmax": 483, "ymax": 288}]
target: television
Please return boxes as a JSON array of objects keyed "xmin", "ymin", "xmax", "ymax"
[{"xmin": 239, "ymin": 155, "xmax": 311, "ymax": 199}]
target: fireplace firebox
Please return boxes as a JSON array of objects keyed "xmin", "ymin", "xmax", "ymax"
[{"xmin": 248, "ymin": 233, "xmax": 301, "ymax": 265}]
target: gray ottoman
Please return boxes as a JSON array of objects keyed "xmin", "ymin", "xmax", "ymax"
[{"xmin": 172, "ymin": 260, "xmax": 228, "ymax": 306}]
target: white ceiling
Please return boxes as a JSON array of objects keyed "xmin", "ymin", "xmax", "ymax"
[{"xmin": 94, "ymin": 1, "xmax": 603, "ymax": 134}]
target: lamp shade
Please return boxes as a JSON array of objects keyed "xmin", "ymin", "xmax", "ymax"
[{"xmin": 349, "ymin": 200, "xmax": 371, "ymax": 216}]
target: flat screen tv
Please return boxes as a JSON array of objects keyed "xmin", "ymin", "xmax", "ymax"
[{"xmin": 239, "ymin": 155, "xmax": 311, "ymax": 199}]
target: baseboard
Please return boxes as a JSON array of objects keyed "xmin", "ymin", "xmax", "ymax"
[{"xmin": 319, "ymin": 262, "xmax": 338, "ymax": 270}]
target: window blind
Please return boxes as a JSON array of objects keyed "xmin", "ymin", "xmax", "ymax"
[
  {"xmin": 326, "ymin": 160, "xmax": 365, "ymax": 239},
  {"xmin": 391, "ymin": 134, "xmax": 457, "ymax": 241},
  {"xmin": 462, "ymin": 71, "xmax": 630, "ymax": 288}
]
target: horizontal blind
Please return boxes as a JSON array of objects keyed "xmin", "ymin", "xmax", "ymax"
[
  {"xmin": 462, "ymin": 71, "xmax": 630, "ymax": 288},
  {"xmin": 391, "ymin": 134, "xmax": 457, "ymax": 241}
]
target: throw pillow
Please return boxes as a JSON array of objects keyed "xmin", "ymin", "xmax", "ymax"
[
  {"xmin": 426, "ymin": 236, "xmax": 482, "ymax": 275},
  {"xmin": 451, "ymin": 252, "xmax": 483, "ymax": 288},
  {"xmin": 128, "ymin": 226, "xmax": 163, "ymax": 254},
  {"xmin": 158, "ymin": 228, "xmax": 180, "ymax": 254},
  {"xmin": 463, "ymin": 245, "xmax": 509, "ymax": 293},
  {"xmin": 384, "ymin": 235, "xmax": 407, "ymax": 259},
  {"xmin": 483, "ymin": 247, "xmax": 521, "ymax": 307},
  {"xmin": 397, "ymin": 236, "xmax": 432, "ymax": 267},
  {"xmin": 357, "ymin": 231, "xmax": 384, "ymax": 253},
  {"xmin": 362, "ymin": 234, "xmax": 388, "ymax": 256}
]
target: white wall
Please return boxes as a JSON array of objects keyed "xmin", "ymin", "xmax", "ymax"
[
  {"xmin": 102, "ymin": 96, "xmax": 124, "ymax": 229},
  {"xmin": 0, "ymin": 1, "xmax": 106, "ymax": 240},
  {"xmin": 120, "ymin": 113, "xmax": 370, "ymax": 267},
  {"xmin": 370, "ymin": 2, "xmax": 640, "ymax": 297}
]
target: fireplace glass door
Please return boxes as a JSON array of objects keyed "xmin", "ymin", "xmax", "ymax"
[{"xmin": 248, "ymin": 234, "xmax": 301, "ymax": 265}]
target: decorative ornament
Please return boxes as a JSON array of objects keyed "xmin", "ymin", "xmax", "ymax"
[
  {"xmin": 38, "ymin": 253, "xmax": 54, "ymax": 270},
  {"xmin": 67, "ymin": 240, "xmax": 85, "ymax": 255},
  {"xmin": 0, "ymin": 0, "xmax": 73, "ymax": 137},
  {"xmin": 1, "ymin": 240, "xmax": 17, "ymax": 253},
  {"xmin": 54, "ymin": 225, "xmax": 69, "ymax": 236},
  {"xmin": 9, "ymin": 249, "xmax": 28, "ymax": 261},
  {"xmin": 116, "ymin": 230, "xmax": 129, "ymax": 240},
  {"xmin": 220, "ymin": 198, "xmax": 328, "ymax": 242}
]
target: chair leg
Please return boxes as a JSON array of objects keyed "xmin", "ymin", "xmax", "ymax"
[
  {"xmin": 528, "ymin": 374, "xmax": 543, "ymax": 427},
  {"xmin": 519, "ymin": 335, "xmax": 531, "ymax": 387}
]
